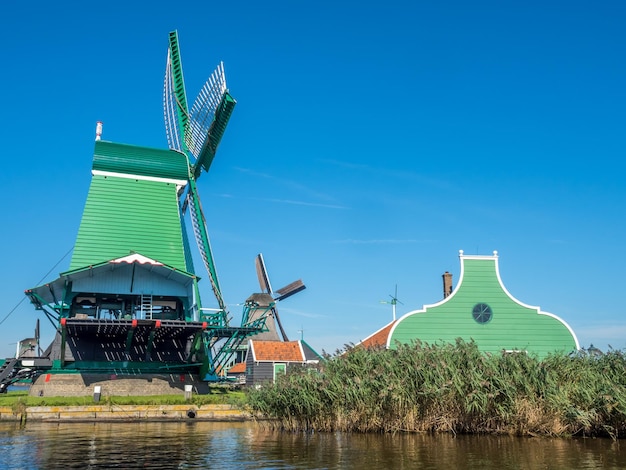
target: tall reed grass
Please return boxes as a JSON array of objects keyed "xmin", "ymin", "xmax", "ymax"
[{"xmin": 247, "ymin": 340, "xmax": 626, "ymax": 438}]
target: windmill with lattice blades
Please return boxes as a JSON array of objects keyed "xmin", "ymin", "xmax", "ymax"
[
  {"xmin": 20, "ymin": 31, "xmax": 272, "ymax": 383},
  {"xmin": 381, "ymin": 285, "xmax": 403, "ymax": 321}
]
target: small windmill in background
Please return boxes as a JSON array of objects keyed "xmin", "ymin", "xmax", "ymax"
[
  {"xmin": 381, "ymin": 285, "xmax": 403, "ymax": 321},
  {"xmin": 247, "ymin": 253, "xmax": 306, "ymax": 341}
]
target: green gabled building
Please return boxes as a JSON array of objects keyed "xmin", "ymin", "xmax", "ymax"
[{"xmin": 360, "ymin": 250, "xmax": 579, "ymax": 359}]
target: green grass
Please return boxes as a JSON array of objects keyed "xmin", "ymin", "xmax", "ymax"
[{"xmin": 0, "ymin": 388, "xmax": 247, "ymax": 407}]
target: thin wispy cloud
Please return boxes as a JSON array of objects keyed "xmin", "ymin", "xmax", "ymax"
[
  {"xmin": 217, "ymin": 191, "xmax": 348, "ymax": 209},
  {"xmin": 279, "ymin": 307, "xmax": 327, "ymax": 319},
  {"xmin": 233, "ymin": 166, "xmax": 338, "ymax": 203},
  {"xmin": 253, "ymin": 197, "xmax": 348, "ymax": 209},
  {"xmin": 319, "ymin": 158, "xmax": 457, "ymax": 191},
  {"xmin": 333, "ymin": 238, "xmax": 434, "ymax": 244},
  {"xmin": 233, "ymin": 167, "xmax": 273, "ymax": 179}
]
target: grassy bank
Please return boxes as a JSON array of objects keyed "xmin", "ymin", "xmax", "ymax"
[
  {"xmin": 0, "ymin": 386, "xmax": 246, "ymax": 408},
  {"xmin": 247, "ymin": 340, "xmax": 626, "ymax": 438}
]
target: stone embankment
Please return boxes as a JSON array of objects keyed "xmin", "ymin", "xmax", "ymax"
[
  {"xmin": 29, "ymin": 373, "xmax": 211, "ymax": 397},
  {"xmin": 0, "ymin": 404, "xmax": 252, "ymax": 422}
]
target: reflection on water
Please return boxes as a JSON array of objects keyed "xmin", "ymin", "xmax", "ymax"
[{"xmin": 0, "ymin": 421, "xmax": 625, "ymax": 469}]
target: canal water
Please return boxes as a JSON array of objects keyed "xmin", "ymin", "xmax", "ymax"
[{"xmin": 0, "ymin": 421, "xmax": 624, "ymax": 469}]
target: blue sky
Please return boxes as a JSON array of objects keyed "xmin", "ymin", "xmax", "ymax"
[{"xmin": 1, "ymin": 1, "xmax": 625, "ymax": 358}]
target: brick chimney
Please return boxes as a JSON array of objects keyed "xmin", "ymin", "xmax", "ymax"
[{"xmin": 442, "ymin": 271, "xmax": 453, "ymax": 298}]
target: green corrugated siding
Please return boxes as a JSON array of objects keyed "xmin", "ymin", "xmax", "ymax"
[
  {"xmin": 93, "ymin": 141, "xmax": 189, "ymax": 180},
  {"xmin": 70, "ymin": 175, "xmax": 188, "ymax": 271},
  {"xmin": 390, "ymin": 258, "xmax": 577, "ymax": 359}
]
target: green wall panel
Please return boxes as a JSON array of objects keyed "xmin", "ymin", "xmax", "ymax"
[{"xmin": 70, "ymin": 175, "xmax": 188, "ymax": 272}]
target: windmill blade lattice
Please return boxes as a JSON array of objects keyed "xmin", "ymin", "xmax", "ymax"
[
  {"xmin": 275, "ymin": 279, "xmax": 306, "ymax": 302},
  {"xmin": 164, "ymin": 32, "xmax": 235, "ymax": 179},
  {"xmin": 186, "ymin": 182, "xmax": 225, "ymax": 312},
  {"xmin": 163, "ymin": 52, "xmax": 182, "ymax": 152},
  {"xmin": 255, "ymin": 253, "xmax": 273, "ymax": 295},
  {"xmin": 163, "ymin": 34, "xmax": 189, "ymax": 153},
  {"xmin": 186, "ymin": 63, "xmax": 227, "ymax": 159}
]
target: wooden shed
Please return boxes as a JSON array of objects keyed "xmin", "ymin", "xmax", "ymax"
[{"xmin": 244, "ymin": 340, "xmax": 322, "ymax": 387}]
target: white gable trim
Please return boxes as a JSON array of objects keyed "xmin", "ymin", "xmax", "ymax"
[
  {"xmin": 297, "ymin": 340, "xmax": 305, "ymax": 361},
  {"xmin": 110, "ymin": 253, "xmax": 164, "ymax": 266},
  {"xmin": 249, "ymin": 340, "xmax": 257, "ymax": 362}
]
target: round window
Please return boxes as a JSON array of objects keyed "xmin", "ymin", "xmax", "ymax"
[{"xmin": 472, "ymin": 303, "xmax": 492, "ymax": 324}]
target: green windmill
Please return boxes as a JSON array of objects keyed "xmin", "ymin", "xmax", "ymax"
[{"xmin": 22, "ymin": 31, "xmax": 272, "ymax": 382}]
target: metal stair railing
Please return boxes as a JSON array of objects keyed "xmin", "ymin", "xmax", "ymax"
[
  {"xmin": 0, "ymin": 358, "xmax": 18, "ymax": 382},
  {"xmin": 0, "ymin": 359, "xmax": 20, "ymax": 393}
]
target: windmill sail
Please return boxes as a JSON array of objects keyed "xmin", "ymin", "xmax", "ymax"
[
  {"xmin": 272, "ymin": 306, "xmax": 289, "ymax": 342},
  {"xmin": 166, "ymin": 52, "xmax": 236, "ymax": 179},
  {"xmin": 163, "ymin": 51, "xmax": 183, "ymax": 152},
  {"xmin": 275, "ymin": 280, "xmax": 306, "ymax": 301},
  {"xmin": 191, "ymin": 88, "xmax": 236, "ymax": 179},
  {"xmin": 163, "ymin": 31, "xmax": 190, "ymax": 153},
  {"xmin": 186, "ymin": 62, "xmax": 227, "ymax": 158},
  {"xmin": 255, "ymin": 253, "xmax": 273, "ymax": 294},
  {"xmin": 186, "ymin": 180, "xmax": 225, "ymax": 312}
]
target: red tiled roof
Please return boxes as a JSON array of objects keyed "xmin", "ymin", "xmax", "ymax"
[
  {"xmin": 251, "ymin": 340, "xmax": 304, "ymax": 362},
  {"xmin": 359, "ymin": 321, "xmax": 396, "ymax": 349},
  {"xmin": 228, "ymin": 362, "xmax": 246, "ymax": 374}
]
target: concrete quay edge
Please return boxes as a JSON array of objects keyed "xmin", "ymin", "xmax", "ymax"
[{"xmin": 0, "ymin": 404, "xmax": 255, "ymax": 422}]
